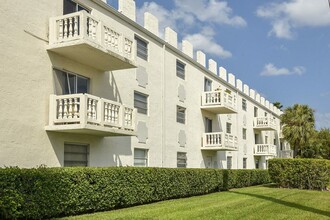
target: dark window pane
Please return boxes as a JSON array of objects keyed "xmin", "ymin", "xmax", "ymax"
[
  {"xmin": 63, "ymin": 0, "xmax": 76, "ymax": 14},
  {"xmin": 77, "ymin": 76, "xmax": 88, "ymax": 94}
]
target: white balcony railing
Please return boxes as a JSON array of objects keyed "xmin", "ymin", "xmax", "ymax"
[
  {"xmin": 47, "ymin": 94, "xmax": 136, "ymax": 136},
  {"xmin": 253, "ymin": 117, "xmax": 276, "ymax": 130},
  {"xmin": 202, "ymin": 132, "xmax": 238, "ymax": 151},
  {"xmin": 201, "ymin": 91, "xmax": 237, "ymax": 113},
  {"xmin": 278, "ymin": 150, "xmax": 293, "ymax": 158},
  {"xmin": 254, "ymin": 144, "xmax": 277, "ymax": 156},
  {"xmin": 48, "ymin": 11, "xmax": 135, "ymax": 71}
]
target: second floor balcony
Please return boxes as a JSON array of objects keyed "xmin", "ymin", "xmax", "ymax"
[
  {"xmin": 45, "ymin": 94, "xmax": 136, "ymax": 136},
  {"xmin": 253, "ymin": 117, "xmax": 276, "ymax": 131},
  {"xmin": 48, "ymin": 11, "xmax": 136, "ymax": 71},
  {"xmin": 278, "ymin": 150, "xmax": 293, "ymax": 158},
  {"xmin": 254, "ymin": 144, "xmax": 276, "ymax": 156},
  {"xmin": 202, "ymin": 132, "xmax": 238, "ymax": 151},
  {"xmin": 201, "ymin": 91, "xmax": 237, "ymax": 114}
]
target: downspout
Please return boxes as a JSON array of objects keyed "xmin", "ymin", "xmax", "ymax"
[{"xmin": 161, "ymin": 44, "xmax": 166, "ymax": 167}]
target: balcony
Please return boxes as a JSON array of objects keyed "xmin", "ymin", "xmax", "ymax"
[
  {"xmin": 278, "ymin": 150, "xmax": 293, "ymax": 158},
  {"xmin": 254, "ymin": 144, "xmax": 276, "ymax": 156},
  {"xmin": 45, "ymin": 94, "xmax": 136, "ymax": 136},
  {"xmin": 253, "ymin": 117, "xmax": 276, "ymax": 131},
  {"xmin": 48, "ymin": 11, "xmax": 136, "ymax": 71},
  {"xmin": 202, "ymin": 132, "xmax": 238, "ymax": 151},
  {"xmin": 201, "ymin": 91, "xmax": 237, "ymax": 114}
]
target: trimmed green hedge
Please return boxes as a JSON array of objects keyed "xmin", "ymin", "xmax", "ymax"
[
  {"xmin": 0, "ymin": 167, "xmax": 270, "ymax": 219},
  {"xmin": 269, "ymin": 158, "xmax": 330, "ymax": 190}
]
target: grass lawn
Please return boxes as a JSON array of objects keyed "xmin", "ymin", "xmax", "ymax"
[{"xmin": 59, "ymin": 185, "xmax": 330, "ymax": 220}]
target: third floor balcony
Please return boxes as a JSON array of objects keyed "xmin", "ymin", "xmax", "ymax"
[
  {"xmin": 201, "ymin": 90, "xmax": 237, "ymax": 114},
  {"xmin": 48, "ymin": 11, "xmax": 136, "ymax": 71},
  {"xmin": 201, "ymin": 132, "xmax": 238, "ymax": 151}
]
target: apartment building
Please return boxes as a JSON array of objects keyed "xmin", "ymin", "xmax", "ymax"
[{"xmin": 0, "ymin": 0, "xmax": 292, "ymax": 169}]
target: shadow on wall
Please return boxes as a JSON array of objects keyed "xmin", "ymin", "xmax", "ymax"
[{"xmin": 46, "ymin": 132, "xmax": 133, "ymax": 167}]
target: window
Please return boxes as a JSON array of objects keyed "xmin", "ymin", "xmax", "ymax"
[
  {"xmin": 177, "ymin": 106, "xmax": 186, "ymax": 124},
  {"xmin": 134, "ymin": 92, "xmax": 148, "ymax": 115},
  {"xmin": 264, "ymin": 112, "xmax": 268, "ymax": 117},
  {"xmin": 63, "ymin": 0, "xmax": 89, "ymax": 14},
  {"xmin": 176, "ymin": 60, "xmax": 185, "ymax": 79},
  {"xmin": 226, "ymin": 123, "xmax": 232, "ymax": 134},
  {"xmin": 54, "ymin": 69, "xmax": 89, "ymax": 95},
  {"xmin": 177, "ymin": 152, "xmax": 187, "ymax": 168},
  {"xmin": 243, "ymin": 128, "xmax": 247, "ymax": 140},
  {"xmin": 205, "ymin": 118, "xmax": 212, "ymax": 133},
  {"xmin": 134, "ymin": 148, "xmax": 148, "ymax": 167},
  {"xmin": 255, "ymin": 159, "xmax": 259, "ymax": 169},
  {"xmin": 227, "ymin": 156, "xmax": 232, "ymax": 169},
  {"xmin": 135, "ymin": 36, "xmax": 148, "ymax": 60},
  {"xmin": 254, "ymin": 107, "xmax": 258, "ymax": 117},
  {"xmin": 265, "ymin": 136, "xmax": 268, "ymax": 144},
  {"xmin": 204, "ymin": 78, "xmax": 212, "ymax": 92},
  {"xmin": 242, "ymin": 99, "xmax": 247, "ymax": 111},
  {"xmin": 274, "ymin": 138, "xmax": 276, "ymax": 145},
  {"xmin": 243, "ymin": 158, "xmax": 247, "ymax": 169},
  {"xmin": 64, "ymin": 143, "xmax": 89, "ymax": 167}
]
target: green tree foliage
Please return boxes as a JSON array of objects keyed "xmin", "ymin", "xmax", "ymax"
[
  {"xmin": 273, "ymin": 101, "xmax": 283, "ymax": 110},
  {"xmin": 302, "ymin": 128, "xmax": 330, "ymax": 159},
  {"xmin": 280, "ymin": 104, "xmax": 315, "ymax": 158},
  {"xmin": 269, "ymin": 158, "xmax": 330, "ymax": 190}
]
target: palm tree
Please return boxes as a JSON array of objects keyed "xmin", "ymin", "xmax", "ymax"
[
  {"xmin": 280, "ymin": 104, "xmax": 315, "ymax": 158},
  {"xmin": 273, "ymin": 102, "xmax": 283, "ymax": 110}
]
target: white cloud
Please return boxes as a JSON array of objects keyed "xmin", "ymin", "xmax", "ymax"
[
  {"xmin": 315, "ymin": 112, "xmax": 330, "ymax": 129},
  {"xmin": 137, "ymin": 1, "xmax": 239, "ymax": 57},
  {"xmin": 174, "ymin": 0, "xmax": 247, "ymax": 27},
  {"xmin": 256, "ymin": 0, "xmax": 330, "ymax": 39},
  {"xmin": 184, "ymin": 27, "xmax": 232, "ymax": 58},
  {"xmin": 260, "ymin": 63, "xmax": 306, "ymax": 76}
]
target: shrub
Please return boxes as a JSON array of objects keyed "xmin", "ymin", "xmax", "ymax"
[
  {"xmin": 0, "ymin": 167, "xmax": 270, "ymax": 219},
  {"xmin": 268, "ymin": 158, "xmax": 330, "ymax": 190}
]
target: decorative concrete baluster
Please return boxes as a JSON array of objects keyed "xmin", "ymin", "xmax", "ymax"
[
  {"xmin": 63, "ymin": 19, "xmax": 68, "ymax": 39},
  {"xmin": 88, "ymin": 18, "xmax": 92, "ymax": 38},
  {"xmin": 68, "ymin": 98, "xmax": 73, "ymax": 119},
  {"xmin": 59, "ymin": 19, "xmax": 63, "ymax": 40},
  {"xmin": 74, "ymin": 16, "xmax": 78, "ymax": 36},
  {"xmin": 92, "ymin": 100, "xmax": 97, "ymax": 120},
  {"xmin": 87, "ymin": 98, "xmax": 92, "ymax": 119},
  {"xmin": 104, "ymin": 27, "xmax": 108, "ymax": 47},
  {"xmin": 68, "ymin": 17, "xmax": 73, "ymax": 38},
  {"xmin": 63, "ymin": 99, "xmax": 68, "ymax": 119},
  {"xmin": 73, "ymin": 97, "xmax": 79, "ymax": 119},
  {"xmin": 58, "ymin": 99, "xmax": 63, "ymax": 119},
  {"xmin": 104, "ymin": 103, "xmax": 109, "ymax": 122}
]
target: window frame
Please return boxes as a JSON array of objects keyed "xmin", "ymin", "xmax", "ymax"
[
  {"xmin": 243, "ymin": 158, "xmax": 247, "ymax": 169},
  {"xmin": 64, "ymin": 143, "xmax": 89, "ymax": 167},
  {"xmin": 135, "ymin": 36, "xmax": 148, "ymax": 61},
  {"xmin": 254, "ymin": 107, "xmax": 258, "ymax": 117},
  {"xmin": 227, "ymin": 156, "xmax": 232, "ymax": 169},
  {"xmin": 176, "ymin": 105, "xmax": 186, "ymax": 124},
  {"xmin": 134, "ymin": 148, "xmax": 148, "ymax": 167},
  {"xmin": 63, "ymin": 0, "xmax": 90, "ymax": 15},
  {"xmin": 242, "ymin": 99, "xmax": 247, "ymax": 111},
  {"xmin": 134, "ymin": 91, "xmax": 148, "ymax": 115},
  {"xmin": 177, "ymin": 152, "xmax": 187, "ymax": 168},
  {"xmin": 54, "ymin": 68, "xmax": 90, "ymax": 95},
  {"xmin": 226, "ymin": 122, "xmax": 232, "ymax": 134},
  {"xmin": 243, "ymin": 128, "xmax": 247, "ymax": 140},
  {"xmin": 204, "ymin": 78, "xmax": 212, "ymax": 92},
  {"xmin": 176, "ymin": 60, "xmax": 185, "ymax": 80}
]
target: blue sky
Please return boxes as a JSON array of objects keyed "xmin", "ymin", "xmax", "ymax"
[{"xmin": 107, "ymin": 0, "xmax": 330, "ymax": 129}]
